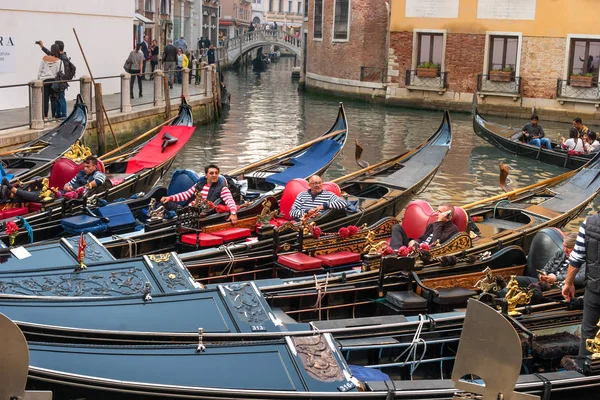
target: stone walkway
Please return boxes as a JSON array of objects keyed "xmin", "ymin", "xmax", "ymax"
[{"xmin": 0, "ymin": 78, "xmax": 207, "ymax": 131}]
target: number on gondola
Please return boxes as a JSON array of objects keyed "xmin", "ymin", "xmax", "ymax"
[
  {"xmin": 251, "ymin": 325, "xmax": 267, "ymax": 332},
  {"xmin": 337, "ymin": 382, "xmax": 355, "ymax": 392}
]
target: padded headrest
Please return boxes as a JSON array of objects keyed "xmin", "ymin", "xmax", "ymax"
[
  {"xmin": 402, "ymin": 201, "xmax": 468, "ymax": 240},
  {"xmin": 49, "ymin": 158, "xmax": 105, "ymax": 190},
  {"xmin": 526, "ymin": 228, "xmax": 565, "ymax": 277},
  {"xmin": 168, "ymin": 169, "xmax": 201, "ymax": 205},
  {"xmin": 279, "ymin": 179, "xmax": 341, "ymax": 220}
]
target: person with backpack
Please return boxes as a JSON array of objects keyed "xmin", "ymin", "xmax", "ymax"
[
  {"xmin": 37, "ymin": 44, "xmax": 63, "ymax": 119},
  {"xmin": 38, "ymin": 40, "xmax": 76, "ymax": 118}
]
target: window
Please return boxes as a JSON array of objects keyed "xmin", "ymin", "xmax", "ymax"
[
  {"xmin": 313, "ymin": 0, "xmax": 323, "ymax": 39},
  {"xmin": 488, "ymin": 36, "xmax": 518, "ymax": 73},
  {"xmin": 305, "ymin": 0, "xmax": 309, "ymax": 17},
  {"xmin": 160, "ymin": 0, "xmax": 169, "ymax": 14},
  {"xmin": 279, "ymin": 0, "xmax": 283, "ymax": 12},
  {"xmin": 269, "ymin": 0, "xmax": 273, "ymax": 12},
  {"xmin": 333, "ymin": 0, "xmax": 350, "ymax": 40},
  {"xmin": 145, "ymin": 0, "xmax": 154, "ymax": 12},
  {"xmin": 298, "ymin": 2, "xmax": 301, "ymax": 14},
  {"xmin": 417, "ymin": 33, "xmax": 443, "ymax": 66},
  {"xmin": 289, "ymin": 1, "xmax": 292, "ymax": 12},
  {"xmin": 569, "ymin": 38, "xmax": 600, "ymax": 76}
]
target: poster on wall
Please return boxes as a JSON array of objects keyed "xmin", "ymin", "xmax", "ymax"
[
  {"xmin": 405, "ymin": 0, "xmax": 459, "ymax": 19},
  {"xmin": 0, "ymin": 35, "xmax": 16, "ymax": 73},
  {"xmin": 477, "ymin": 0, "xmax": 536, "ymax": 20}
]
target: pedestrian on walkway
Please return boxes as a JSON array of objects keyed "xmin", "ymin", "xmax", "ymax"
[
  {"xmin": 125, "ymin": 43, "xmax": 144, "ymax": 99},
  {"xmin": 174, "ymin": 36, "xmax": 188, "ymax": 52},
  {"xmin": 150, "ymin": 39, "xmax": 159, "ymax": 74},
  {"xmin": 207, "ymin": 45, "xmax": 216, "ymax": 65},
  {"xmin": 38, "ymin": 44, "xmax": 63, "ymax": 119},
  {"xmin": 176, "ymin": 48, "xmax": 188, "ymax": 84},
  {"xmin": 140, "ymin": 35, "xmax": 150, "ymax": 80},
  {"xmin": 162, "ymin": 40, "xmax": 177, "ymax": 89},
  {"xmin": 38, "ymin": 40, "xmax": 72, "ymax": 118}
]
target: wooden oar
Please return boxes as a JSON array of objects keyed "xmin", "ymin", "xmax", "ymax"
[
  {"xmin": 0, "ymin": 145, "xmax": 46, "ymax": 157},
  {"xmin": 226, "ymin": 129, "xmax": 346, "ymax": 177},
  {"xmin": 499, "ymin": 162, "xmax": 513, "ymax": 194},
  {"xmin": 462, "ymin": 169, "xmax": 578, "ymax": 210},
  {"xmin": 72, "ymin": 28, "xmax": 120, "ymax": 150},
  {"xmin": 99, "ymin": 116, "xmax": 177, "ymax": 161},
  {"xmin": 101, "ymin": 150, "xmax": 139, "ymax": 164},
  {"xmin": 355, "ymin": 139, "xmax": 369, "ymax": 169}
]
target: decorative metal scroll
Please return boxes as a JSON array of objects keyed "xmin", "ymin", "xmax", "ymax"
[
  {"xmin": 65, "ymin": 235, "xmax": 106, "ymax": 263},
  {"xmin": 148, "ymin": 253, "xmax": 189, "ymax": 291},
  {"xmin": 293, "ymin": 335, "xmax": 344, "ymax": 382},
  {"xmin": 221, "ymin": 283, "xmax": 268, "ymax": 324}
]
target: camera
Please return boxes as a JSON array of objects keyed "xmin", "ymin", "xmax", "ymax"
[{"xmin": 35, "ymin": 41, "xmax": 40, "ymax": 45}]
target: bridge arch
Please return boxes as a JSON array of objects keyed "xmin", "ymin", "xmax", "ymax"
[{"xmin": 224, "ymin": 31, "xmax": 302, "ymax": 66}]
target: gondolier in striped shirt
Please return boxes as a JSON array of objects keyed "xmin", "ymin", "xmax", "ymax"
[
  {"xmin": 562, "ymin": 215, "xmax": 600, "ymax": 355},
  {"xmin": 289, "ymin": 175, "xmax": 346, "ymax": 219},
  {"xmin": 161, "ymin": 164, "xmax": 238, "ymax": 224}
]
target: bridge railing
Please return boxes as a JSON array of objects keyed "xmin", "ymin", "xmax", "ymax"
[{"xmin": 223, "ymin": 30, "xmax": 302, "ymax": 51}]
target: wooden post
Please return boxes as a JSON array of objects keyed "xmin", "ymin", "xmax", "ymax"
[
  {"xmin": 163, "ymin": 75, "xmax": 171, "ymax": 119},
  {"xmin": 94, "ymin": 82, "xmax": 106, "ymax": 156}
]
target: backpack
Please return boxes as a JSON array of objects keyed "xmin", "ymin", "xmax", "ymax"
[{"xmin": 62, "ymin": 57, "xmax": 76, "ymax": 80}]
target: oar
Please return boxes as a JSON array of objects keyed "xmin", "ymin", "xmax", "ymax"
[
  {"xmin": 462, "ymin": 169, "xmax": 578, "ymax": 210},
  {"xmin": 101, "ymin": 150, "xmax": 139, "ymax": 164},
  {"xmin": 0, "ymin": 145, "xmax": 46, "ymax": 157},
  {"xmin": 499, "ymin": 162, "xmax": 513, "ymax": 194},
  {"xmin": 99, "ymin": 116, "xmax": 177, "ymax": 161},
  {"xmin": 226, "ymin": 129, "xmax": 346, "ymax": 177},
  {"xmin": 355, "ymin": 139, "xmax": 369, "ymax": 169},
  {"xmin": 72, "ymin": 28, "xmax": 121, "ymax": 150}
]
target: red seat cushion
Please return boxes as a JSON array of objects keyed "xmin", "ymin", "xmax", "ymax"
[
  {"xmin": 211, "ymin": 227, "xmax": 251, "ymax": 242},
  {"xmin": 452, "ymin": 207, "xmax": 468, "ymax": 232},
  {"xmin": 28, "ymin": 203, "xmax": 43, "ymax": 212},
  {"xmin": 277, "ymin": 252, "xmax": 323, "ymax": 271},
  {"xmin": 402, "ymin": 201, "xmax": 469, "ymax": 239},
  {"xmin": 109, "ymin": 177, "xmax": 126, "ymax": 187},
  {"xmin": 278, "ymin": 179, "xmax": 342, "ymax": 220},
  {"xmin": 0, "ymin": 207, "xmax": 29, "ymax": 219},
  {"xmin": 315, "ymin": 251, "xmax": 361, "ymax": 267},
  {"xmin": 269, "ymin": 217, "xmax": 291, "ymax": 227},
  {"xmin": 181, "ymin": 232, "xmax": 223, "ymax": 247}
]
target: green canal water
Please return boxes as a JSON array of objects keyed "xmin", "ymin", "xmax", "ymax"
[{"xmin": 166, "ymin": 57, "xmax": 599, "ymax": 232}]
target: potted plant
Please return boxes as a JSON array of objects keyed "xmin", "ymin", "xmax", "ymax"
[
  {"xmin": 416, "ymin": 62, "xmax": 440, "ymax": 78},
  {"xmin": 489, "ymin": 65, "xmax": 514, "ymax": 82},
  {"xmin": 570, "ymin": 73, "xmax": 596, "ymax": 88}
]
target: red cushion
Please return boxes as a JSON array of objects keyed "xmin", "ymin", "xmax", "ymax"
[
  {"xmin": 279, "ymin": 179, "xmax": 343, "ymax": 220},
  {"xmin": 181, "ymin": 232, "xmax": 223, "ymax": 247},
  {"xmin": 278, "ymin": 252, "xmax": 323, "ymax": 271},
  {"xmin": 109, "ymin": 177, "xmax": 126, "ymax": 187},
  {"xmin": 322, "ymin": 182, "xmax": 341, "ymax": 196},
  {"xmin": 402, "ymin": 200, "xmax": 436, "ymax": 240},
  {"xmin": 28, "ymin": 203, "xmax": 43, "ymax": 212},
  {"xmin": 269, "ymin": 217, "xmax": 291, "ymax": 227},
  {"xmin": 211, "ymin": 227, "xmax": 251, "ymax": 241},
  {"xmin": 0, "ymin": 207, "xmax": 29, "ymax": 219},
  {"xmin": 315, "ymin": 251, "xmax": 361, "ymax": 267},
  {"xmin": 452, "ymin": 207, "xmax": 468, "ymax": 232}
]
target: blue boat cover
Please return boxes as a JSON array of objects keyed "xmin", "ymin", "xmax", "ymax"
[
  {"xmin": 0, "ymin": 164, "xmax": 13, "ymax": 181},
  {"xmin": 349, "ymin": 365, "xmax": 391, "ymax": 382},
  {"xmin": 96, "ymin": 203, "xmax": 136, "ymax": 230},
  {"xmin": 265, "ymin": 140, "xmax": 342, "ymax": 186},
  {"xmin": 61, "ymin": 203, "xmax": 135, "ymax": 234}
]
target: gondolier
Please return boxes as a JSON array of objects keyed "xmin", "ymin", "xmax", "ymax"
[
  {"xmin": 161, "ymin": 164, "xmax": 238, "ymax": 224},
  {"xmin": 562, "ymin": 215, "xmax": 600, "ymax": 356},
  {"xmin": 289, "ymin": 175, "xmax": 346, "ymax": 219}
]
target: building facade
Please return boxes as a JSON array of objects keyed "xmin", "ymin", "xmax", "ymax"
[
  {"xmin": 265, "ymin": 0, "xmax": 303, "ymax": 32},
  {"xmin": 252, "ymin": 0, "xmax": 266, "ymax": 25},
  {"xmin": 219, "ymin": 0, "xmax": 252, "ymax": 40},
  {"xmin": 305, "ymin": 0, "xmax": 600, "ymax": 119}
]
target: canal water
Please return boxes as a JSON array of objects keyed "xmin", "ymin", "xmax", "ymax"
[{"xmin": 167, "ymin": 57, "xmax": 599, "ymax": 231}]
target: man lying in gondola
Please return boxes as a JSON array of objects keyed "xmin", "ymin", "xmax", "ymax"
[
  {"xmin": 0, "ymin": 156, "xmax": 107, "ymax": 204},
  {"xmin": 389, "ymin": 202, "xmax": 459, "ymax": 251},
  {"xmin": 289, "ymin": 175, "xmax": 347, "ymax": 219},
  {"xmin": 520, "ymin": 115, "xmax": 552, "ymax": 149},
  {"xmin": 160, "ymin": 164, "xmax": 238, "ymax": 225}
]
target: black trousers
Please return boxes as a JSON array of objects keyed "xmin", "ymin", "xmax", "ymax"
[
  {"xmin": 43, "ymin": 79, "xmax": 57, "ymax": 118},
  {"xmin": 129, "ymin": 70, "xmax": 142, "ymax": 96},
  {"xmin": 580, "ymin": 288, "xmax": 600, "ymax": 355},
  {"xmin": 389, "ymin": 224, "xmax": 410, "ymax": 250}
]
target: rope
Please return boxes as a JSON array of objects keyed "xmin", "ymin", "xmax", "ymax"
[
  {"xmin": 218, "ymin": 242, "xmax": 237, "ymax": 276},
  {"xmin": 313, "ymin": 272, "xmax": 330, "ymax": 321},
  {"xmin": 493, "ymin": 199, "xmax": 510, "ymax": 219},
  {"xmin": 393, "ymin": 314, "xmax": 428, "ymax": 379},
  {"xmin": 111, "ymin": 234, "xmax": 138, "ymax": 257},
  {"xmin": 16, "ymin": 217, "xmax": 33, "ymax": 243}
]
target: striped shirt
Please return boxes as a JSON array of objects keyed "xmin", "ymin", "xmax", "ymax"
[
  {"xmin": 167, "ymin": 183, "xmax": 236, "ymax": 212},
  {"xmin": 68, "ymin": 170, "xmax": 106, "ymax": 189},
  {"xmin": 289, "ymin": 189, "xmax": 347, "ymax": 219},
  {"xmin": 569, "ymin": 220, "xmax": 587, "ymax": 269}
]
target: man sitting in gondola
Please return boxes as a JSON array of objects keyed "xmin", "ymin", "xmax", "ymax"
[
  {"xmin": 0, "ymin": 156, "xmax": 107, "ymax": 204},
  {"xmin": 389, "ymin": 202, "xmax": 459, "ymax": 250},
  {"xmin": 289, "ymin": 175, "xmax": 347, "ymax": 219},
  {"xmin": 521, "ymin": 115, "xmax": 552, "ymax": 149},
  {"xmin": 160, "ymin": 164, "xmax": 238, "ymax": 224}
]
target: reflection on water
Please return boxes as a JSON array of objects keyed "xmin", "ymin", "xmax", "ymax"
[{"xmin": 167, "ymin": 57, "xmax": 599, "ymax": 232}]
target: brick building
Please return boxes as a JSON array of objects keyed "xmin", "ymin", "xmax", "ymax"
[
  {"xmin": 304, "ymin": 0, "xmax": 600, "ymax": 120},
  {"xmin": 265, "ymin": 0, "xmax": 304, "ymax": 32},
  {"xmin": 219, "ymin": 0, "xmax": 252, "ymax": 40}
]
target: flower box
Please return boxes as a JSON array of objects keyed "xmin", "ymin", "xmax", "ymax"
[
  {"xmin": 489, "ymin": 70, "xmax": 514, "ymax": 82},
  {"xmin": 570, "ymin": 75, "xmax": 595, "ymax": 88},
  {"xmin": 416, "ymin": 68, "xmax": 439, "ymax": 78}
]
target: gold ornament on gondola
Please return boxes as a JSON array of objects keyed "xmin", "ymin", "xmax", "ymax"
[
  {"xmin": 503, "ymin": 276, "xmax": 533, "ymax": 316},
  {"xmin": 586, "ymin": 319, "xmax": 600, "ymax": 359},
  {"xmin": 38, "ymin": 178, "xmax": 59, "ymax": 202},
  {"xmin": 363, "ymin": 230, "xmax": 389, "ymax": 255},
  {"xmin": 257, "ymin": 199, "xmax": 278, "ymax": 224},
  {"xmin": 475, "ymin": 267, "xmax": 501, "ymax": 295},
  {"xmin": 147, "ymin": 198, "xmax": 165, "ymax": 220},
  {"xmin": 64, "ymin": 140, "xmax": 92, "ymax": 163}
]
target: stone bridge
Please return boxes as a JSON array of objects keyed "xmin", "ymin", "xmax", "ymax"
[{"xmin": 220, "ymin": 30, "xmax": 302, "ymax": 65}]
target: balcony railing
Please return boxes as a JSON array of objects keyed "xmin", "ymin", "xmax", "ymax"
[
  {"xmin": 556, "ymin": 78, "xmax": 600, "ymax": 101},
  {"xmin": 477, "ymin": 74, "xmax": 522, "ymax": 96},
  {"xmin": 360, "ymin": 66, "xmax": 387, "ymax": 84},
  {"xmin": 405, "ymin": 70, "xmax": 447, "ymax": 90}
]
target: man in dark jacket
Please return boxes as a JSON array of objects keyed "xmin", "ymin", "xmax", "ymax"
[
  {"xmin": 563, "ymin": 215, "xmax": 600, "ymax": 356},
  {"xmin": 207, "ymin": 45, "xmax": 216, "ymax": 65},
  {"xmin": 162, "ymin": 40, "xmax": 178, "ymax": 89},
  {"xmin": 140, "ymin": 35, "xmax": 150, "ymax": 79},
  {"xmin": 389, "ymin": 202, "xmax": 459, "ymax": 250}
]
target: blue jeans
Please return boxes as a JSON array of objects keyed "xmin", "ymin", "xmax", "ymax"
[
  {"xmin": 529, "ymin": 138, "xmax": 552, "ymax": 149},
  {"xmin": 57, "ymin": 92, "xmax": 67, "ymax": 118}
]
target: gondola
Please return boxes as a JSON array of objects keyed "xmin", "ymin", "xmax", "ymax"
[
  {"xmin": 472, "ymin": 97, "xmax": 593, "ymax": 169},
  {"xmin": 1, "ymin": 95, "xmax": 87, "ymax": 183},
  {"xmin": 1, "ymin": 103, "xmax": 347, "ymax": 246},
  {"xmin": 100, "ymin": 110, "xmax": 452, "ymax": 259},
  {"xmin": 0, "ymin": 98, "xmax": 194, "ymax": 241}
]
